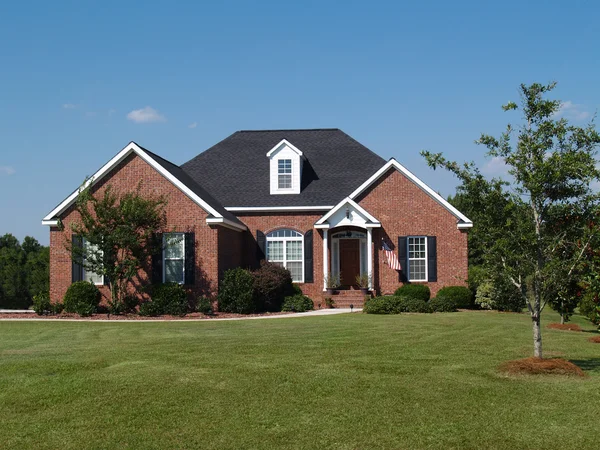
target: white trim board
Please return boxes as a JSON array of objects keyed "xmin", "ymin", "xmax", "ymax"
[
  {"xmin": 225, "ymin": 206, "xmax": 334, "ymax": 212},
  {"xmin": 41, "ymin": 142, "xmax": 246, "ymax": 232},
  {"xmin": 348, "ymin": 158, "xmax": 473, "ymax": 229},
  {"xmin": 265, "ymin": 139, "xmax": 303, "ymax": 157},
  {"xmin": 315, "ymin": 197, "xmax": 380, "ymax": 226}
]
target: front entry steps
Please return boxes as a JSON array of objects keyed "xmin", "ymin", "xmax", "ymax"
[{"xmin": 320, "ymin": 288, "xmax": 373, "ymax": 308}]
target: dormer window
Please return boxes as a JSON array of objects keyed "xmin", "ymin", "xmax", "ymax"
[
  {"xmin": 278, "ymin": 159, "xmax": 292, "ymax": 189},
  {"xmin": 267, "ymin": 139, "xmax": 303, "ymax": 195}
]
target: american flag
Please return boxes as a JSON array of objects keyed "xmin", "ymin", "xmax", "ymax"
[{"xmin": 382, "ymin": 240, "xmax": 402, "ymax": 271}]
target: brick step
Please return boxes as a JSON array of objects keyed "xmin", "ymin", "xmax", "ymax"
[{"xmin": 319, "ymin": 289, "xmax": 373, "ymax": 308}]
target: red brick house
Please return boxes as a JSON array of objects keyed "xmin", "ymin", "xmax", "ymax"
[{"xmin": 42, "ymin": 129, "xmax": 471, "ymax": 307}]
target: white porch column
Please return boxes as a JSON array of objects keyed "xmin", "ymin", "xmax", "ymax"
[
  {"xmin": 367, "ymin": 227, "xmax": 373, "ymax": 290},
  {"xmin": 322, "ymin": 229, "xmax": 328, "ymax": 291}
]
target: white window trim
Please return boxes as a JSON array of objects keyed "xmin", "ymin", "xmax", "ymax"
[
  {"xmin": 266, "ymin": 230, "xmax": 304, "ymax": 283},
  {"xmin": 277, "ymin": 158, "xmax": 294, "ymax": 191},
  {"xmin": 82, "ymin": 239, "xmax": 104, "ymax": 286},
  {"xmin": 407, "ymin": 236, "xmax": 428, "ymax": 282},
  {"xmin": 163, "ymin": 233, "xmax": 185, "ymax": 285}
]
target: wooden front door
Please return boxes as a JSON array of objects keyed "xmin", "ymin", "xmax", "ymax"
[{"xmin": 339, "ymin": 239, "xmax": 360, "ymax": 287}]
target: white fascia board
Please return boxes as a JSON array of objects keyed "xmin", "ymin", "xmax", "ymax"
[
  {"xmin": 314, "ymin": 223, "xmax": 330, "ymax": 229},
  {"xmin": 266, "ymin": 139, "xmax": 303, "ymax": 157},
  {"xmin": 457, "ymin": 222, "xmax": 474, "ymax": 229},
  {"xmin": 42, "ymin": 142, "xmax": 225, "ymax": 225},
  {"xmin": 205, "ymin": 217, "xmax": 247, "ymax": 232},
  {"xmin": 225, "ymin": 205, "xmax": 334, "ymax": 212},
  {"xmin": 41, "ymin": 220, "xmax": 59, "ymax": 226},
  {"xmin": 348, "ymin": 159, "xmax": 473, "ymax": 228},
  {"xmin": 315, "ymin": 197, "xmax": 380, "ymax": 226}
]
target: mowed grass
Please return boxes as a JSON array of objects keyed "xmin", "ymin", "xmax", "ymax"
[{"xmin": 1, "ymin": 311, "xmax": 599, "ymax": 449}]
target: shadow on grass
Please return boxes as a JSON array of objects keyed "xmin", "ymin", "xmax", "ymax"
[{"xmin": 570, "ymin": 358, "xmax": 600, "ymax": 373}]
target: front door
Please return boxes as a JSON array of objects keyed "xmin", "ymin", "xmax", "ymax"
[{"xmin": 339, "ymin": 239, "xmax": 360, "ymax": 287}]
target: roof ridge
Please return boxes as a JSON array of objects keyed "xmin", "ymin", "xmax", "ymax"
[{"xmin": 236, "ymin": 128, "xmax": 340, "ymax": 133}]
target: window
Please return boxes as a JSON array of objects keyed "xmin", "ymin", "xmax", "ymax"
[
  {"xmin": 408, "ymin": 236, "xmax": 427, "ymax": 281},
  {"xmin": 266, "ymin": 229, "xmax": 303, "ymax": 282},
  {"xmin": 278, "ymin": 159, "xmax": 292, "ymax": 189},
  {"xmin": 163, "ymin": 233, "xmax": 185, "ymax": 284},
  {"xmin": 83, "ymin": 239, "xmax": 104, "ymax": 285}
]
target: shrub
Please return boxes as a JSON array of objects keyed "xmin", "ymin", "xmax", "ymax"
[
  {"xmin": 63, "ymin": 281, "xmax": 101, "ymax": 317},
  {"xmin": 429, "ymin": 296, "xmax": 458, "ymax": 312},
  {"xmin": 325, "ymin": 297, "xmax": 335, "ymax": 308},
  {"xmin": 436, "ymin": 286, "xmax": 474, "ymax": 309},
  {"xmin": 122, "ymin": 295, "xmax": 140, "ymax": 314},
  {"xmin": 139, "ymin": 283, "xmax": 188, "ymax": 317},
  {"xmin": 578, "ymin": 292, "xmax": 599, "ymax": 325},
  {"xmin": 218, "ymin": 268, "xmax": 256, "ymax": 314},
  {"xmin": 197, "ymin": 296, "xmax": 213, "ymax": 315},
  {"xmin": 282, "ymin": 295, "xmax": 314, "ymax": 312},
  {"xmin": 364, "ymin": 296, "xmax": 432, "ymax": 314},
  {"xmin": 32, "ymin": 294, "xmax": 51, "ymax": 315},
  {"xmin": 252, "ymin": 261, "xmax": 294, "ymax": 312},
  {"xmin": 291, "ymin": 284, "xmax": 303, "ymax": 296},
  {"xmin": 475, "ymin": 276, "xmax": 524, "ymax": 312},
  {"xmin": 52, "ymin": 302, "xmax": 64, "ymax": 314},
  {"xmin": 394, "ymin": 284, "xmax": 430, "ymax": 301}
]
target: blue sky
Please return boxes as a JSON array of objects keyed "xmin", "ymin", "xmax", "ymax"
[{"xmin": 1, "ymin": 0, "xmax": 599, "ymax": 245}]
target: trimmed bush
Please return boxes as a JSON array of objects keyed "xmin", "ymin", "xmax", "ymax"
[
  {"xmin": 291, "ymin": 284, "xmax": 303, "ymax": 296},
  {"xmin": 218, "ymin": 268, "xmax": 256, "ymax": 314},
  {"xmin": 63, "ymin": 281, "xmax": 101, "ymax": 317},
  {"xmin": 429, "ymin": 296, "xmax": 458, "ymax": 312},
  {"xmin": 476, "ymin": 276, "xmax": 524, "ymax": 312},
  {"xmin": 253, "ymin": 261, "xmax": 294, "ymax": 312},
  {"xmin": 394, "ymin": 284, "xmax": 431, "ymax": 301},
  {"xmin": 139, "ymin": 283, "xmax": 188, "ymax": 317},
  {"xmin": 436, "ymin": 286, "xmax": 473, "ymax": 309},
  {"xmin": 196, "ymin": 296, "xmax": 213, "ymax": 315},
  {"xmin": 282, "ymin": 295, "xmax": 314, "ymax": 312},
  {"xmin": 32, "ymin": 294, "xmax": 51, "ymax": 315},
  {"xmin": 364, "ymin": 296, "xmax": 432, "ymax": 314},
  {"xmin": 578, "ymin": 292, "xmax": 599, "ymax": 325}
]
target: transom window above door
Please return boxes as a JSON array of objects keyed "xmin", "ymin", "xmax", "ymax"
[{"xmin": 266, "ymin": 229, "xmax": 303, "ymax": 282}]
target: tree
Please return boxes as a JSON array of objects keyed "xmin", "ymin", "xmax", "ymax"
[
  {"xmin": 69, "ymin": 182, "xmax": 168, "ymax": 313},
  {"xmin": 423, "ymin": 82, "xmax": 600, "ymax": 358}
]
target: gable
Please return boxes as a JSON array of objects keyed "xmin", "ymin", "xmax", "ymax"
[
  {"xmin": 42, "ymin": 142, "xmax": 246, "ymax": 231},
  {"xmin": 267, "ymin": 139, "xmax": 303, "ymax": 195}
]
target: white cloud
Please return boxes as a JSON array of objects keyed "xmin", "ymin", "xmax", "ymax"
[
  {"xmin": 555, "ymin": 100, "xmax": 591, "ymax": 121},
  {"xmin": 482, "ymin": 156, "xmax": 508, "ymax": 176},
  {"xmin": 126, "ymin": 106, "xmax": 166, "ymax": 124},
  {"xmin": 188, "ymin": 122, "xmax": 197, "ymax": 129},
  {"xmin": 0, "ymin": 166, "xmax": 15, "ymax": 176},
  {"xmin": 62, "ymin": 103, "xmax": 77, "ymax": 109}
]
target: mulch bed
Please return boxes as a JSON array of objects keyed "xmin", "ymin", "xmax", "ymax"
[
  {"xmin": 499, "ymin": 357, "xmax": 585, "ymax": 377},
  {"xmin": 588, "ymin": 336, "xmax": 600, "ymax": 343},
  {"xmin": 547, "ymin": 323, "xmax": 583, "ymax": 332},
  {"xmin": 0, "ymin": 311, "xmax": 294, "ymax": 321}
]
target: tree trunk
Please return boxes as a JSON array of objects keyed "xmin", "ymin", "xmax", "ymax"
[
  {"xmin": 560, "ymin": 311, "xmax": 565, "ymax": 325},
  {"xmin": 533, "ymin": 312, "xmax": 543, "ymax": 358}
]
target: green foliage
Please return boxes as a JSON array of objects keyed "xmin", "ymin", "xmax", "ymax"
[
  {"xmin": 252, "ymin": 261, "xmax": 294, "ymax": 312},
  {"xmin": 394, "ymin": 284, "xmax": 430, "ymax": 301},
  {"xmin": 429, "ymin": 296, "xmax": 458, "ymax": 312},
  {"xmin": 139, "ymin": 283, "xmax": 188, "ymax": 316},
  {"xmin": 70, "ymin": 182, "xmax": 167, "ymax": 314},
  {"xmin": 0, "ymin": 234, "xmax": 48, "ymax": 309},
  {"xmin": 218, "ymin": 268, "xmax": 256, "ymax": 314},
  {"xmin": 291, "ymin": 284, "xmax": 303, "ymax": 296},
  {"xmin": 364, "ymin": 296, "xmax": 432, "ymax": 314},
  {"xmin": 475, "ymin": 276, "xmax": 524, "ymax": 312},
  {"xmin": 436, "ymin": 286, "xmax": 473, "ymax": 309},
  {"xmin": 282, "ymin": 295, "xmax": 314, "ymax": 312},
  {"xmin": 63, "ymin": 281, "xmax": 101, "ymax": 317},
  {"xmin": 578, "ymin": 292, "xmax": 599, "ymax": 325},
  {"xmin": 196, "ymin": 296, "xmax": 213, "ymax": 315},
  {"xmin": 32, "ymin": 294, "xmax": 52, "ymax": 315},
  {"xmin": 324, "ymin": 297, "xmax": 335, "ymax": 308}
]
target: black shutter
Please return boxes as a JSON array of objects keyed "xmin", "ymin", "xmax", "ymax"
[
  {"xmin": 71, "ymin": 235, "xmax": 83, "ymax": 282},
  {"xmin": 304, "ymin": 230, "xmax": 313, "ymax": 283},
  {"xmin": 185, "ymin": 232, "xmax": 195, "ymax": 285},
  {"xmin": 256, "ymin": 230, "xmax": 266, "ymax": 262},
  {"xmin": 427, "ymin": 236, "xmax": 437, "ymax": 282},
  {"xmin": 151, "ymin": 233, "xmax": 163, "ymax": 284},
  {"xmin": 398, "ymin": 236, "xmax": 408, "ymax": 283}
]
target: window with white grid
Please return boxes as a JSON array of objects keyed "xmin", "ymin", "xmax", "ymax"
[
  {"xmin": 278, "ymin": 159, "xmax": 292, "ymax": 189},
  {"xmin": 408, "ymin": 236, "xmax": 427, "ymax": 282},
  {"xmin": 163, "ymin": 233, "xmax": 185, "ymax": 284},
  {"xmin": 83, "ymin": 239, "xmax": 104, "ymax": 285},
  {"xmin": 266, "ymin": 229, "xmax": 303, "ymax": 282}
]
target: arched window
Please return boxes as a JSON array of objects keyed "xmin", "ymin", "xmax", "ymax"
[{"xmin": 266, "ymin": 229, "xmax": 304, "ymax": 282}]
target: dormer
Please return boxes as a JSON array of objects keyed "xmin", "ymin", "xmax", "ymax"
[{"xmin": 266, "ymin": 139, "xmax": 303, "ymax": 195}]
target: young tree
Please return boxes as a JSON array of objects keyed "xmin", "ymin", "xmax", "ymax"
[
  {"xmin": 423, "ymin": 82, "xmax": 600, "ymax": 358},
  {"xmin": 69, "ymin": 182, "xmax": 168, "ymax": 313}
]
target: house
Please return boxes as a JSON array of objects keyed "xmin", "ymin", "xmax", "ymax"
[{"xmin": 42, "ymin": 129, "xmax": 471, "ymax": 307}]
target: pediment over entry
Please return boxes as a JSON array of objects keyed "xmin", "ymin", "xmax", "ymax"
[{"xmin": 314, "ymin": 197, "xmax": 381, "ymax": 229}]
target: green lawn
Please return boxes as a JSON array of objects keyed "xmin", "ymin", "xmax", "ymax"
[{"xmin": 1, "ymin": 311, "xmax": 599, "ymax": 449}]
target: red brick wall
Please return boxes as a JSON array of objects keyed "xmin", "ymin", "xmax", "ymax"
[
  {"xmin": 355, "ymin": 168, "xmax": 468, "ymax": 296},
  {"xmin": 49, "ymin": 153, "xmax": 220, "ymax": 303}
]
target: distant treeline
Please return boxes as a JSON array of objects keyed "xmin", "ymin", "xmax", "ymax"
[{"xmin": 0, "ymin": 234, "xmax": 49, "ymax": 309}]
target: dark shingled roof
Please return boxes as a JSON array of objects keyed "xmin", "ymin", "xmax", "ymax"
[
  {"xmin": 138, "ymin": 144, "xmax": 245, "ymax": 227},
  {"xmin": 181, "ymin": 129, "xmax": 387, "ymax": 207}
]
